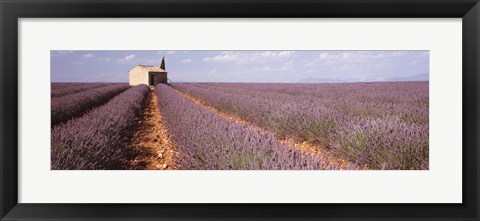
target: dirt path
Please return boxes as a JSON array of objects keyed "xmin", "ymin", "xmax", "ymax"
[
  {"xmin": 174, "ymin": 89, "xmax": 360, "ymax": 170},
  {"xmin": 128, "ymin": 90, "xmax": 177, "ymax": 170}
]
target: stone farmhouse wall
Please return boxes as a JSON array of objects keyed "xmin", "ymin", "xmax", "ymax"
[
  {"xmin": 129, "ymin": 68, "xmax": 149, "ymax": 86},
  {"xmin": 129, "ymin": 68, "xmax": 168, "ymax": 86}
]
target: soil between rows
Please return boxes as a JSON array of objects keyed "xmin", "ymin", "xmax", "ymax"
[{"xmin": 127, "ymin": 90, "xmax": 177, "ymax": 170}]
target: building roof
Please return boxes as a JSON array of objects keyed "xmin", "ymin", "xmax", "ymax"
[{"xmin": 131, "ymin": 65, "xmax": 166, "ymax": 73}]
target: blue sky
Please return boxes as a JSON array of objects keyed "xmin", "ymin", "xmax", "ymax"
[{"xmin": 51, "ymin": 50, "xmax": 429, "ymax": 83}]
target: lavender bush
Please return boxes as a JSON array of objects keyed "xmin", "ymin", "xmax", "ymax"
[
  {"xmin": 333, "ymin": 116, "xmax": 428, "ymax": 169},
  {"xmin": 155, "ymin": 84, "xmax": 345, "ymax": 170},
  {"xmin": 51, "ymin": 82, "xmax": 88, "ymax": 91},
  {"xmin": 51, "ymin": 84, "xmax": 129, "ymax": 127},
  {"xmin": 51, "ymin": 83, "xmax": 114, "ymax": 97},
  {"xmin": 51, "ymin": 85, "xmax": 149, "ymax": 170},
  {"xmin": 175, "ymin": 82, "xmax": 429, "ymax": 170}
]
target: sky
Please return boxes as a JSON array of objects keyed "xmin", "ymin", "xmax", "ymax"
[{"xmin": 51, "ymin": 50, "xmax": 429, "ymax": 83}]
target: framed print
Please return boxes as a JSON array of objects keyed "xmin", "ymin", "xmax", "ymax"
[{"xmin": 1, "ymin": 0, "xmax": 479, "ymax": 220}]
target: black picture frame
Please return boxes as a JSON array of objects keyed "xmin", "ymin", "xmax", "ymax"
[{"xmin": 1, "ymin": 0, "xmax": 479, "ymax": 220}]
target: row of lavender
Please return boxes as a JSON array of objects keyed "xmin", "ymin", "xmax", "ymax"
[
  {"xmin": 51, "ymin": 83, "xmax": 115, "ymax": 97},
  {"xmin": 51, "ymin": 82, "xmax": 93, "ymax": 91},
  {"xmin": 51, "ymin": 84, "xmax": 130, "ymax": 127},
  {"xmin": 51, "ymin": 85, "xmax": 149, "ymax": 170},
  {"xmin": 155, "ymin": 84, "xmax": 348, "ymax": 170},
  {"xmin": 174, "ymin": 82, "xmax": 429, "ymax": 170}
]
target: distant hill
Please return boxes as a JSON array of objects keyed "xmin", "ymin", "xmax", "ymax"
[
  {"xmin": 386, "ymin": 73, "xmax": 429, "ymax": 82},
  {"xmin": 297, "ymin": 78, "xmax": 347, "ymax": 83}
]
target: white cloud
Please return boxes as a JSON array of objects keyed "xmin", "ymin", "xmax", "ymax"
[
  {"xmin": 249, "ymin": 59, "xmax": 295, "ymax": 73},
  {"xmin": 115, "ymin": 54, "xmax": 136, "ymax": 64},
  {"xmin": 278, "ymin": 59, "xmax": 295, "ymax": 72},
  {"xmin": 82, "ymin": 53, "xmax": 95, "ymax": 59},
  {"xmin": 319, "ymin": 53, "xmax": 330, "ymax": 60},
  {"xmin": 259, "ymin": 51, "xmax": 294, "ymax": 59},
  {"xmin": 203, "ymin": 54, "xmax": 239, "ymax": 62},
  {"xmin": 124, "ymin": 54, "xmax": 135, "ymax": 61},
  {"xmin": 97, "ymin": 57, "xmax": 113, "ymax": 62},
  {"xmin": 203, "ymin": 51, "xmax": 294, "ymax": 64},
  {"xmin": 157, "ymin": 51, "xmax": 176, "ymax": 55},
  {"xmin": 366, "ymin": 51, "xmax": 408, "ymax": 59},
  {"xmin": 181, "ymin": 58, "xmax": 192, "ymax": 63},
  {"xmin": 304, "ymin": 51, "xmax": 388, "ymax": 68}
]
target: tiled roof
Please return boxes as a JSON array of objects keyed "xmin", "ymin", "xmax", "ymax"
[{"xmin": 131, "ymin": 65, "xmax": 166, "ymax": 72}]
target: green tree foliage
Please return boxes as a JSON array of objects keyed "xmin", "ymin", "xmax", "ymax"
[{"xmin": 160, "ymin": 56, "xmax": 166, "ymax": 70}]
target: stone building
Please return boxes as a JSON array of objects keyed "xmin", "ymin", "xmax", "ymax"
[{"xmin": 128, "ymin": 65, "xmax": 168, "ymax": 86}]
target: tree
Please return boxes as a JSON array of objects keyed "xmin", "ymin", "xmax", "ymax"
[{"xmin": 160, "ymin": 56, "xmax": 166, "ymax": 70}]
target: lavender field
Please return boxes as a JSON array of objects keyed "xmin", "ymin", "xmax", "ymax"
[
  {"xmin": 51, "ymin": 81, "xmax": 428, "ymax": 170},
  {"xmin": 52, "ymin": 85, "xmax": 149, "ymax": 169},
  {"xmin": 175, "ymin": 82, "xmax": 429, "ymax": 170},
  {"xmin": 155, "ymin": 84, "xmax": 343, "ymax": 170},
  {"xmin": 51, "ymin": 84, "xmax": 129, "ymax": 127}
]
